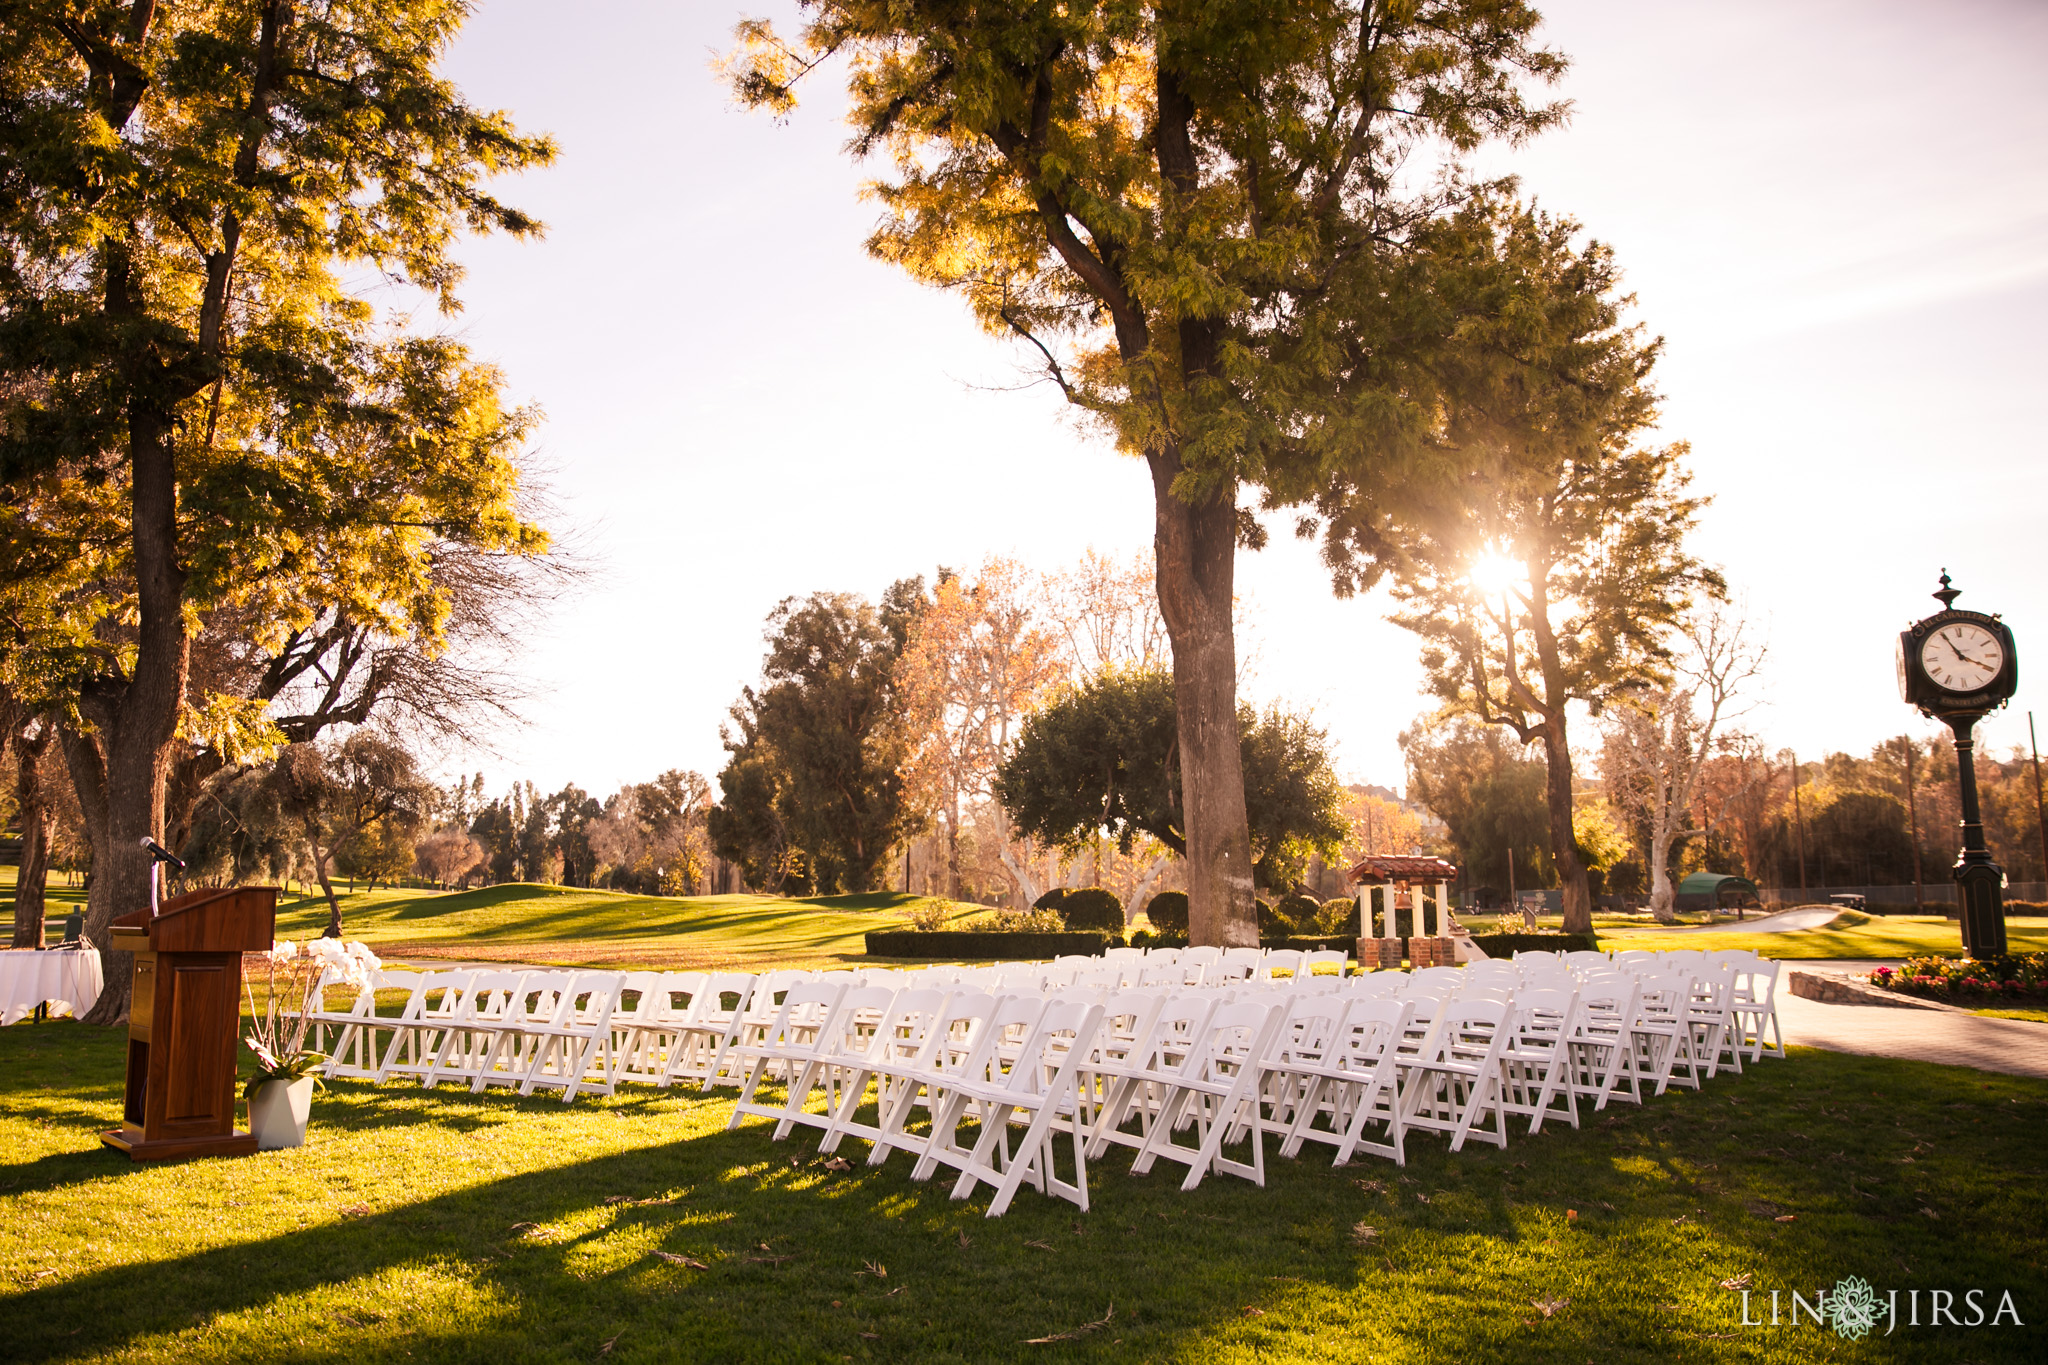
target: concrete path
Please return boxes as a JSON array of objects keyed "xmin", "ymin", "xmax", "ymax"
[
  {"xmin": 1773, "ymin": 960, "xmax": 2048, "ymax": 1078},
  {"xmin": 1671, "ymin": 906, "xmax": 1840, "ymax": 933}
]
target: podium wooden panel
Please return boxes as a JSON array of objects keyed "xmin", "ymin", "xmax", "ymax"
[{"xmin": 101, "ymin": 886, "xmax": 277, "ymax": 1162}]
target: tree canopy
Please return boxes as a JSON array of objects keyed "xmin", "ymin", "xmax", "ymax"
[
  {"xmin": 709, "ymin": 584, "xmax": 926, "ymax": 894},
  {"xmin": 996, "ymin": 668, "xmax": 1347, "ymax": 892},
  {"xmin": 728, "ymin": 0, "xmax": 1567, "ymax": 945},
  {"xmin": 0, "ymin": 0, "xmax": 554, "ymax": 1015}
]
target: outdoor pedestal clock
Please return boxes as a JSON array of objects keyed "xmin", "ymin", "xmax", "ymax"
[{"xmin": 1896, "ymin": 572, "xmax": 2019, "ymax": 958}]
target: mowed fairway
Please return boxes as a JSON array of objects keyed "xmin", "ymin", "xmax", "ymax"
[
  {"xmin": 3, "ymin": 1022, "xmax": 2045, "ymax": 1363},
  {"xmin": 264, "ymin": 885, "xmax": 982, "ymax": 971},
  {"xmin": 1595, "ymin": 914, "xmax": 2048, "ymax": 960}
]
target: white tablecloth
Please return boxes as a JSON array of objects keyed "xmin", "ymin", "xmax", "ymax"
[{"xmin": 0, "ymin": 949, "xmax": 106, "ymax": 1025}]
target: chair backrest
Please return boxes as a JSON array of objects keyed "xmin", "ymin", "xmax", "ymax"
[
  {"xmin": 1102, "ymin": 946, "xmax": 1145, "ymax": 961},
  {"xmin": 1511, "ymin": 985, "xmax": 1578, "ymax": 1039},
  {"xmin": 743, "ymin": 970, "xmax": 808, "ymax": 1022},
  {"xmin": 1332, "ymin": 996, "xmax": 1412, "ymax": 1072},
  {"xmin": 1195, "ymin": 999, "xmax": 1277, "ymax": 1082},
  {"xmin": 1611, "ymin": 949, "xmax": 1656, "ymax": 966},
  {"xmin": 868, "ymin": 986, "xmax": 952, "ymax": 1067},
  {"xmin": 1300, "ymin": 949, "xmax": 1347, "ymax": 978},
  {"xmin": 1411, "ymin": 966, "xmax": 1464, "ymax": 990},
  {"xmin": 1564, "ymin": 950, "xmax": 1611, "ymax": 970},
  {"xmin": 1182, "ymin": 946, "xmax": 1222, "ymax": 968},
  {"xmin": 1257, "ymin": 949, "xmax": 1303, "ymax": 981},
  {"xmin": 1429, "ymin": 997, "xmax": 1512, "ymax": 1061},
  {"xmin": 461, "ymin": 971, "xmax": 532, "ymax": 1024},
  {"xmin": 653, "ymin": 971, "xmax": 710, "ymax": 1021},
  {"xmin": 1514, "ymin": 949, "xmax": 1561, "ymax": 965},
  {"xmin": 1271, "ymin": 994, "xmax": 1349, "ymax": 1067},
  {"xmin": 1146, "ymin": 947, "xmax": 1183, "ymax": 965},
  {"xmin": 406, "ymin": 970, "xmax": 475, "ymax": 1020}
]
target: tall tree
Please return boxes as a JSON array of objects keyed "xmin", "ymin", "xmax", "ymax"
[
  {"xmin": 710, "ymin": 586, "xmax": 925, "ymax": 894},
  {"xmin": 1401, "ymin": 716, "xmax": 1550, "ymax": 898},
  {"xmin": 892, "ymin": 558, "xmax": 1064, "ymax": 898},
  {"xmin": 1600, "ymin": 609, "xmax": 1766, "ymax": 922},
  {"xmin": 264, "ymin": 732, "xmax": 428, "ymax": 935},
  {"xmin": 0, "ymin": 0, "xmax": 552, "ymax": 1020},
  {"xmin": 1313, "ymin": 204, "xmax": 1721, "ymax": 932},
  {"xmin": 2, "ymin": 691, "xmax": 58, "ymax": 947},
  {"xmin": 727, "ymin": 1, "xmax": 1565, "ymax": 944}
]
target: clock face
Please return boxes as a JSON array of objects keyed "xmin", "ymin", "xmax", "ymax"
[{"xmin": 1919, "ymin": 622, "xmax": 2004, "ymax": 693}]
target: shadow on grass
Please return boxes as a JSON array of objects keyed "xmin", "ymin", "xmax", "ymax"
[{"xmin": 6, "ymin": 1023, "xmax": 2048, "ymax": 1363}]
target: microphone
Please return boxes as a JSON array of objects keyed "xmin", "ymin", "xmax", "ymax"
[{"xmin": 139, "ymin": 836, "xmax": 187, "ymax": 872}]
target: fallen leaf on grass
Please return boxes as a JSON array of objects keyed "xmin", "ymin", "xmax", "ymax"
[
  {"xmin": 1024, "ymin": 1304, "xmax": 1114, "ymax": 1344},
  {"xmin": 821, "ymin": 1157, "xmax": 852, "ymax": 1172},
  {"xmin": 1351, "ymin": 1223, "xmax": 1378, "ymax": 1244},
  {"xmin": 857, "ymin": 1260, "xmax": 888, "ymax": 1279},
  {"xmin": 860, "ymin": 1331, "xmax": 880, "ymax": 1340},
  {"xmin": 1354, "ymin": 1179, "xmax": 1387, "ymax": 1194},
  {"xmin": 652, "ymin": 1252, "xmax": 709, "ymax": 1270},
  {"xmin": 1565, "ymin": 1210, "xmax": 1578, "ymax": 1222},
  {"xmin": 1719, "ymin": 1273, "xmax": 1753, "ymax": 1291},
  {"xmin": 1920, "ymin": 1207, "xmax": 1940, "ymax": 1220},
  {"xmin": 1242, "ymin": 1307, "xmax": 1266, "ymax": 1317},
  {"xmin": 886, "ymin": 1286, "xmax": 904, "ymax": 1297},
  {"xmin": 743, "ymin": 1253, "xmax": 796, "ymax": 1265},
  {"xmin": 603, "ymin": 1195, "xmax": 631, "ymax": 1205},
  {"xmin": 597, "ymin": 1331, "xmax": 623, "ymax": 1357},
  {"xmin": 1773, "ymin": 1215, "xmax": 1796, "ymax": 1223},
  {"xmin": 1414, "ymin": 1193, "xmax": 1431, "ymax": 1204},
  {"xmin": 957, "ymin": 1231, "xmax": 972, "ymax": 1249},
  {"xmin": 1530, "ymin": 1297, "xmax": 1569, "ymax": 1319},
  {"xmin": 338, "ymin": 1203, "xmax": 372, "ymax": 1218},
  {"xmin": 1024, "ymin": 1239, "xmax": 1056, "ymax": 1251}
]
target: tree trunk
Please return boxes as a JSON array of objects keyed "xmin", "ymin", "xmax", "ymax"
[
  {"xmin": 1149, "ymin": 448, "xmax": 1256, "ymax": 947},
  {"xmin": 1538, "ymin": 719, "xmax": 1593, "ymax": 934},
  {"xmin": 313, "ymin": 843, "xmax": 343, "ymax": 938},
  {"xmin": 9, "ymin": 733, "xmax": 56, "ymax": 949},
  {"xmin": 1647, "ymin": 831, "xmax": 1677, "ymax": 925}
]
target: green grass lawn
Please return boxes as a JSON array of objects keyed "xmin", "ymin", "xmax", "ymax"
[
  {"xmin": 3, "ymin": 1020, "xmax": 2044, "ymax": 1363},
  {"xmin": 1595, "ymin": 914, "xmax": 2048, "ymax": 960},
  {"xmin": 1974, "ymin": 1009, "xmax": 2048, "ymax": 1024},
  {"xmin": 275, "ymin": 884, "xmax": 988, "ymax": 972}
]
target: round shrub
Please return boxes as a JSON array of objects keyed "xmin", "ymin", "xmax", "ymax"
[
  {"xmin": 1060, "ymin": 886, "xmax": 1125, "ymax": 932},
  {"xmin": 1033, "ymin": 887, "xmax": 1070, "ymax": 914},
  {"xmin": 1144, "ymin": 890, "xmax": 1189, "ymax": 934},
  {"xmin": 1274, "ymin": 894, "xmax": 1321, "ymax": 934},
  {"xmin": 1320, "ymin": 897, "xmax": 1361, "ymax": 935}
]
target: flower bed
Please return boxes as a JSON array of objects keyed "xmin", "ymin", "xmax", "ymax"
[{"xmin": 1868, "ymin": 952, "xmax": 2048, "ymax": 1002}]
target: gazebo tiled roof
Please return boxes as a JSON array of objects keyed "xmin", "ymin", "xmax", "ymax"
[{"xmin": 1348, "ymin": 854, "xmax": 1460, "ymax": 883}]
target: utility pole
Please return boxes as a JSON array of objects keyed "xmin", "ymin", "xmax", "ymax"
[
  {"xmin": 2032, "ymin": 712, "xmax": 2048, "ymax": 890},
  {"xmin": 1901, "ymin": 736, "xmax": 1925, "ymax": 911},
  {"xmin": 1791, "ymin": 750, "xmax": 1809, "ymax": 900}
]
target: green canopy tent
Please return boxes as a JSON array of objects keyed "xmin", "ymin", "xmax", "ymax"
[{"xmin": 1674, "ymin": 872, "xmax": 1760, "ymax": 912}]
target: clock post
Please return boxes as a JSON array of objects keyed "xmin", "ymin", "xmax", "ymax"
[{"xmin": 1897, "ymin": 572, "xmax": 2019, "ymax": 960}]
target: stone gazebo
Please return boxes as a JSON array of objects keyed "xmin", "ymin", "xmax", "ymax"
[{"xmin": 1346, "ymin": 854, "xmax": 1475, "ymax": 968}]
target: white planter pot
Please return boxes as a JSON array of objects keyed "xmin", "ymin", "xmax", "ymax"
[{"xmin": 248, "ymin": 1076, "xmax": 316, "ymax": 1150}]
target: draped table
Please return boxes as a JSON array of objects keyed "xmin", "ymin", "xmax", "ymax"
[{"xmin": 0, "ymin": 949, "xmax": 105, "ymax": 1025}]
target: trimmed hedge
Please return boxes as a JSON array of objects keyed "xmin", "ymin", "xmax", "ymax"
[
  {"xmin": 1143, "ymin": 891, "xmax": 1189, "ymax": 934},
  {"xmin": 865, "ymin": 930, "xmax": 1115, "ymax": 959},
  {"xmin": 1468, "ymin": 932, "xmax": 1600, "ymax": 956},
  {"xmin": 1032, "ymin": 888, "xmax": 1069, "ymax": 914},
  {"xmin": 1061, "ymin": 886, "xmax": 1125, "ymax": 932}
]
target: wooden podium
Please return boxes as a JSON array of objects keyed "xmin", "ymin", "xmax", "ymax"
[{"xmin": 101, "ymin": 886, "xmax": 277, "ymax": 1162}]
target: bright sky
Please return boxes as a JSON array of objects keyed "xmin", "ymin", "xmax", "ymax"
[{"xmin": 432, "ymin": 0, "xmax": 2048, "ymax": 803}]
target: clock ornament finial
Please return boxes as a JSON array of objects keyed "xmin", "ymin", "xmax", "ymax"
[{"xmin": 1934, "ymin": 570, "xmax": 1960, "ymax": 610}]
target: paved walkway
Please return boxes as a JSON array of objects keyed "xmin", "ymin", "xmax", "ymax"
[
  {"xmin": 1774, "ymin": 960, "xmax": 2048, "ymax": 1078},
  {"xmin": 1671, "ymin": 906, "xmax": 1839, "ymax": 933}
]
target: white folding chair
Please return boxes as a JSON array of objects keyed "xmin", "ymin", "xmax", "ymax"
[
  {"xmin": 820, "ymin": 988, "xmax": 954, "ymax": 1155},
  {"xmin": 608, "ymin": 971, "xmax": 683, "ymax": 1086},
  {"xmin": 422, "ymin": 971, "xmax": 529, "ymax": 1090},
  {"xmin": 1399, "ymin": 998, "xmax": 1514, "ymax": 1152},
  {"xmin": 867, "ymin": 990, "xmax": 1003, "ymax": 1169},
  {"xmin": 910, "ymin": 996, "xmax": 1046, "ymax": 1182},
  {"xmin": 661, "ymin": 972, "xmax": 754, "ymax": 1088},
  {"xmin": 374, "ymin": 970, "xmax": 474, "ymax": 1083},
  {"xmin": 1629, "ymin": 970, "xmax": 1703, "ymax": 1095},
  {"xmin": 1564, "ymin": 972, "xmax": 1643, "ymax": 1111},
  {"xmin": 1277, "ymin": 995, "xmax": 1413, "ymax": 1166},
  {"xmin": 1300, "ymin": 949, "xmax": 1349, "ymax": 980},
  {"xmin": 941, "ymin": 1001, "xmax": 1107, "ymax": 1216},
  {"xmin": 519, "ymin": 972, "xmax": 627, "ymax": 1100},
  {"xmin": 704, "ymin": 970, "xmax": 809, "ymax": 1090},
  {"xmin": 726, "ymin": 979, "xmax": 851, "ymax": 1129},
  {"xmin": 1728, "ymin": 955, "xmax": 1784, "ymax": 1061},
  {"xmin": 767, "ymin": 984, "xmax": 900, "ymax": 1141},
  {"xmin": 319, "ymin": 967, "xmax": 410, "ymax": 1081},
  {"xmin": 1500, "ymin": 985, "xmax": 1581, "ymax": 1134},
  {"xmin": 1128, "ymin": 1000, "xmax": 1280, "ymax": 1191}
]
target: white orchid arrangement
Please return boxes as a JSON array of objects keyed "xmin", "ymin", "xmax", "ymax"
[{"xmin": 242, "ymin": 937, "xmax": 380, "ymax": 1099}]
